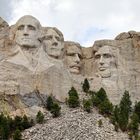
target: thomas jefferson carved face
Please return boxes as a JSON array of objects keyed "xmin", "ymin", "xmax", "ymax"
[
  {"xmin": 15, "ymin": 15, "xmax": 41, "ymax": 48},
  {"xmin": 64, "ymin": 44, "xmax": 82, "ymax": 74},
  {"xmin": 43, "ymin": 28, "xmax": 64, "ymax": 59},
  {"xmin": 95, "ymin": 45, "xmax": 116, "ymax": 78}
]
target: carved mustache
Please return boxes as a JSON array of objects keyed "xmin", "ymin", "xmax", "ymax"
[{"xmin": 70, "ymin": 64, "xmax": 81, "ymax": 69}]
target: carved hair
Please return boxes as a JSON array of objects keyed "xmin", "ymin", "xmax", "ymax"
[
  {"xmin": 64, "ymin": 41, "xmax": 83, "ymax": 58},
  {"xmin": 93, "ymin": 43, "xmax": 119, "ymax": 69},
  {"xmin": 9, "ymin": 15, "xmax": 41, "ymax": 42},
  {"xmin": 42, "ymin": 27, "xmax": 64, "ymax": 42},
  {"xmin": 64, "ymin": 41, "xmax": 81, "ymax": 49}
]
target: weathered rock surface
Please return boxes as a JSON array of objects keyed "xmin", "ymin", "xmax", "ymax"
[
  {"xmin": 22, "ymin": 105, "xmax": 129, "ymax": 140},
  {"xmin": 0, "ymin": 15, "xmax": 140, "ymax": 116}
]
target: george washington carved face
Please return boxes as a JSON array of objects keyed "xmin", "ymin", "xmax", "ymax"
[{"xmin": 14, "ymin": 15, "xmax": 41, "ymax": 48}]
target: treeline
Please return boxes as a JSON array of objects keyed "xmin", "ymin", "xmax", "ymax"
[
  {"xmin": 81, "ymin": 78, "xmax": 140, "ymax": 140},
  {"xmin": 1, "ymin": 78, "xmax": 140, "ymax": 140},
  {"xmin": 0, "ymin": 113, "xmax": 33, "ymax": 140}
]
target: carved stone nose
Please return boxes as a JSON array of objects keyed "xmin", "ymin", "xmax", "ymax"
[
  {"xmin": 99, "ymin": 56, "xmax": 104, "ymax": 64},
  {"xmin": 23, "ymin": 33, "xmax": 29, "ymax": 36},
  {"xmin": 53, "ymin": 42, "xmax": 58, "ymax": 46}
]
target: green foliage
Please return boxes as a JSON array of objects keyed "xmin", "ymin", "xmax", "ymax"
[
  {"xmin": 0, "ymin": 113, "xmax": 10, "ymax": 140},
  {"xmin": 91, "ymin": 88, "xmax": 108, "ymax": 107},
  {"xmin": 13, "ymin": 129, "xmax": 22, "ymax": 140},
  {"xmin": 88, "ymin": 90, "xmax": 96, "ymax": 96},
  {"xmin": 134, "ymin": 101, "xmax": 140, "ymax": 122},
  {"xmin": 0, "ymin": 113, "xmax": 32, "ymax": 139},
  {"xmin": 14, "ymin": 116, "xmax": 23, "ymax": 130},
  {"xmin": 82, "ymin": 78, "xmax": 90, "ymax": 93},
  {"xmin": 97, "ymin": 88, "xmax": 108, "ymax": 102},
  {"xmin": 22, "ymin": 115, "xmax": 31, "ymax": 129},
  {"xmin": 99, "ymin": 99, "xmax": 113, "ymax": 116},
  {"xmin": 98, "ymin": 119, "xmax": 103, "ymax": 127},
  {"xmin": 46, "ymin": 96, "xmax": 54, "ymax": 111},
  {"xmin": 91, "ymin": 94, "xmax": 101, "ymax": 107},
  {"xmin": 36, "ymin": 111, "xmax": 44, "ymax": 124},
  {"xmin": 68, "ymin": 96, "xmax": 80, "ymax": 108},
  {"xmin": 83, "ymin": 99, "xmax": 92, "ymax": 113},
  {"xmin": 68, "ymin": 87, "xmax": 80, "ymax": 108},
  {"xmin": 30, "ymin": 119, "xmax": 35, "ymax": 127},
  {"xmin": 111, "ymin": 105, "xmax": 120, "ymax": 125},
  {"xmin": 114, "ymin": 123, "xmax": 119, "ymax": 132},
  {"xmin": 118, "ymin": 91, "xmax": 132, "ymax": 131},
  {"xmin": 128, "ymin": 113, "xmax": 139, "ymax": 139},
  {"xmin": 68, "ymin": 87, "xmax": 79, "ymax": 99},
  {"xmin": 50, "ymin": 103, "xmax": 61, "ymax": 117}
]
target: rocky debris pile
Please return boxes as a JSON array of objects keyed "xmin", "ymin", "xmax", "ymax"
[{"xmin": 22, "ymin": 104, "xmax": 128, "ymax": 140}]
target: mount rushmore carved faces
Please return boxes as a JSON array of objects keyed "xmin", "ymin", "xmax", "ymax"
[
  {"xmin": 43, "ymin": 27, "xmax": 64, "ymax": 59},
  {"xmin": 94, "ymin": 45, "xmax": 117, "ymax": 78},
  {"xmin": 64, "ymin": 42, "xmax": 83, "ymax": 74},
  {"xmin": 14, "ymin": 15, "xmax": 41, "ymax": 48}
]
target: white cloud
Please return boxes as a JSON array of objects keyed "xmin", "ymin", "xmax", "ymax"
[{"xmin": 7, "ymin": 0, "xmax": 140, "ymax": 46}]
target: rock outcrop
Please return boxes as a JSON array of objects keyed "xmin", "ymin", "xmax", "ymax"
[
  {"xmin": 0, "ymin": 15, "xmax": 140, "ymax": 116},
  {"xmin": 22, "ymin": 105, "xmax": 129, "ymax": 140}
]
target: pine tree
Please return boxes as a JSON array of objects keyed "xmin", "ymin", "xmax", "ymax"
[
  {"xmin": 13, "ymin": 129, "xmax": 22, "ymax": 140},
  {"xmin": 134, "ymin": 101, "xmax": 140, "ymax": 122},
  {"xmin": 68, "ymin": 87, "xmax": 79, "ymax": 99},
  {"xmin": 82, "ymin": 78, "xmax": 90, "ymax": 93},
  {"xmin": 83, "ymin": 99, "xmax": 92, "ymax": 113},
  {"xmin": 118, "ymin": 91, "xmax": 132, "ymax": 131},
  {"xmin": 50, "ymin": 103, "xmax": 61, "ymax": 117},
  {"xmin": 111, "ymin": 105, "xmax": 120, "ymax": 125},
  {"xmin": 21, "ymin": 115, "xmax": 30, "ymax": 129},
  {"xmin": 99, "ymin": 99, "xmax": 113, "ymax": 116},
  {"xmin": 36, "ymin": 111, "xmax": 44, "ymax": 124},
  {"xmin": 128, "ymin": 113, "xmax": 139, "ymax": 139},
  {"xmin": 68, "ymin": 96, "xmax": 80, "ymax": 108},
  {"xmin": 46, "ymin": 96, "xmax": 54, "ymax": 111},
  {"xmin": 91, "ymin": 88, "xmax": 108, "ymax": 107},
  {"xmin": 14, "ymin": 116, "xmax": 23, "ymax": 130},
  {"xmin": 0, "ymin": 114, "xmax": 10, "ymax": 139},
  {"xmin": 68, "ymin": 87, "xmax": 80, "ymax": 108},
  {"xmin": 97, "ymin": 88, "xmax": 108, "ymax": 102}
]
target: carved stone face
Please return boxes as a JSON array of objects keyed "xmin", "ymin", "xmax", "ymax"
[
  {"xmin": 15, "ymin": 16, "xmax": 41, "ymax": 48},
  {"xmin": 43, "ymin": 29, "xmax": 64, "ymax": 59},
  {"xmin": 64, "ymin": 45, "xmax": 82, "ymax": 74},
  {"xmin": 95, "ymin": 45, "xmax": 116, "ymax": 78}
]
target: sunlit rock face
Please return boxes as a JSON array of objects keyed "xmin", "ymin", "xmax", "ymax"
[
  {"xmin": 64, "ymin": 41, "xmax": 83, "ymax": 75},
  {"xmin": 0, "ymin": 15, "xmax": 140, "ymax": 116},
  {"xmin": 42, "ymin": 27, "xmax": 64, "ymax": 59}
]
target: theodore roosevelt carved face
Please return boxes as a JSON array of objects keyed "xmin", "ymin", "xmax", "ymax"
[
  {"xmin": 14, "ymin": 15, "xmax": 41, "ymax": 48},
  {"xmin": 94, "ymin": 45, "xmax": 116, "ymax": 78},
  {"xmin": 64, "ymin": 42, "xmax": 82, "ymax": 74}
]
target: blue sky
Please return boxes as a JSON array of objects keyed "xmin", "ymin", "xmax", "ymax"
[{"xmin": 1, "ymin": 0, "xmax": 140, "ymax": 47}]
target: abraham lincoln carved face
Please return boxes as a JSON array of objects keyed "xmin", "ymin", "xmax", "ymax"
[{"xmin": 95, "ymin": 45, "xmax": 116, "ymax": 78}]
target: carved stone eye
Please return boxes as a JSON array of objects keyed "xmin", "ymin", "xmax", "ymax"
[
  {"xmin": 78, "ymin": 54, "xmax": 82, "ymax": 59},
  {"xmin": 103, "ymin": 53, "xmax": 111, "ymax": 58},
  {"xmin": 28, "ymin": 25, "xmax": 36, "ymax": 30},
  {"xmin": 95, "ymin": 54, "xmax": 100, "ymax": 59},
  {"xmin": 45, "ymin": 35, "xmax": 52, "ymax": 40},
  {"xmin": 67, "ymin": 53, "xmax": 75, "ymax": 56},
  {"xmin": 17, "ymin": 25, "xmax": 24, "ymax": 30},
  {"xmin": 55, "ymin": 36, "xmax": 60, "ymax": 41}
]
